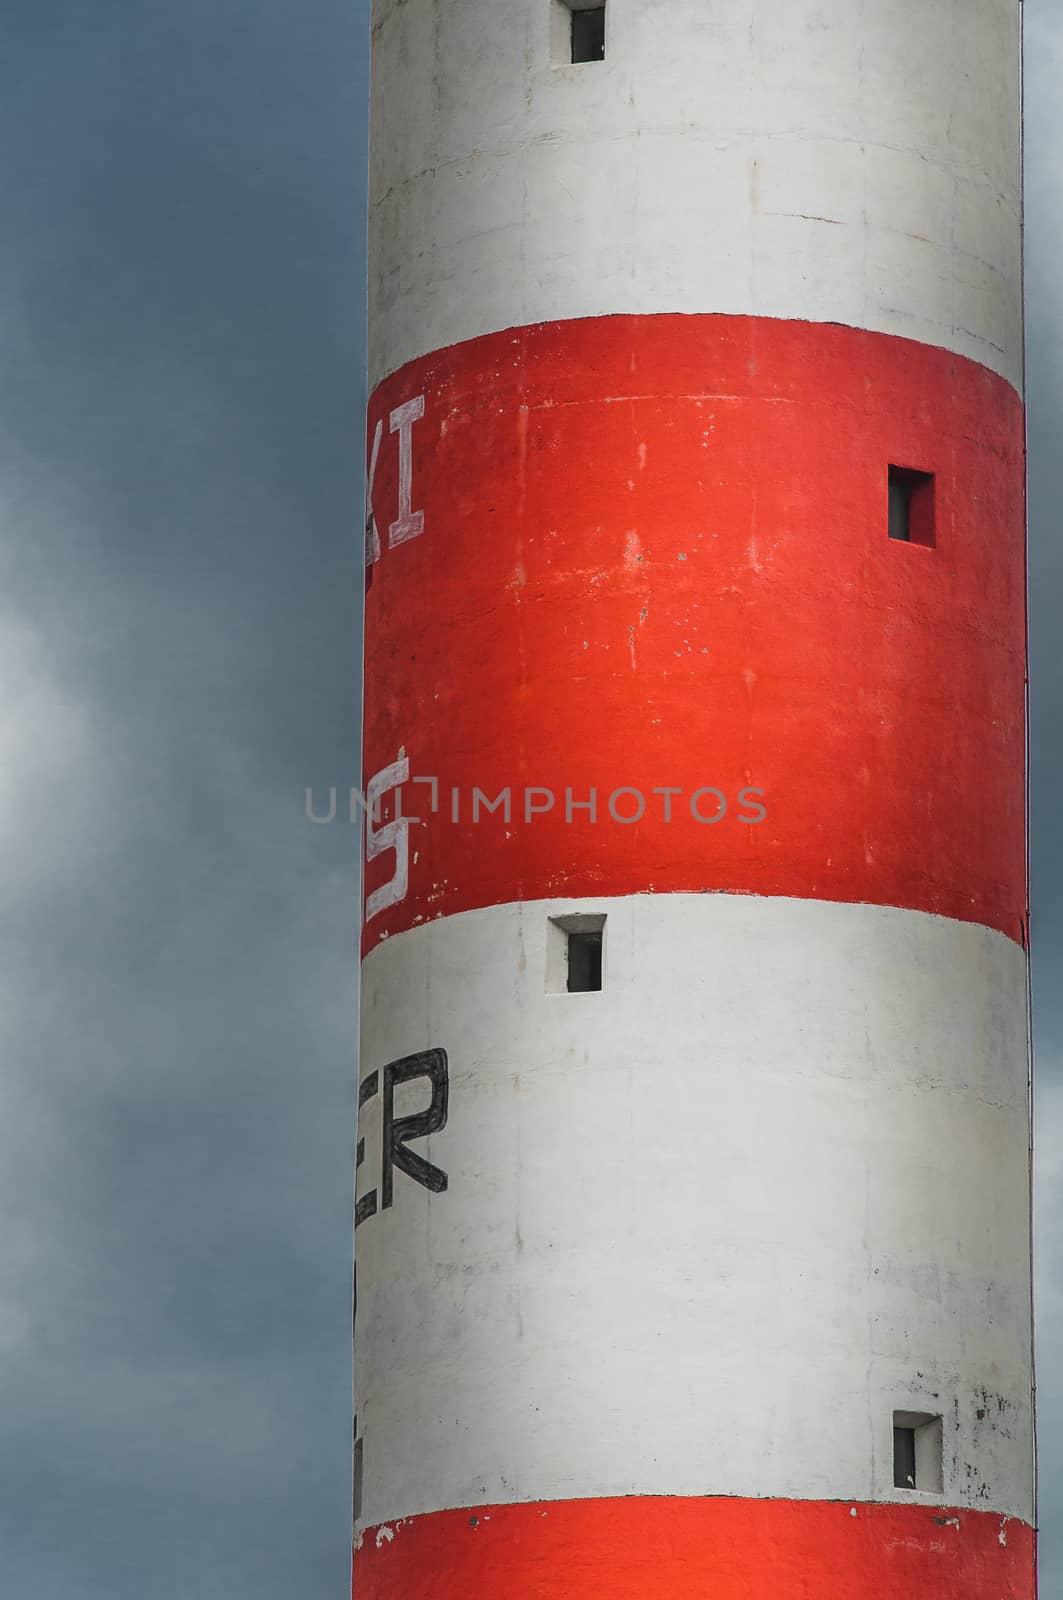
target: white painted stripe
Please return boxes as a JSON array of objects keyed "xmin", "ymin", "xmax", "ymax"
[
  {"xmin": 368, "ymin": 0, "xmax": 1022, "ymax": 390},
  {"xmin": 354, "ymin": 894, "xmax": 1034, "ymax": 1529}
]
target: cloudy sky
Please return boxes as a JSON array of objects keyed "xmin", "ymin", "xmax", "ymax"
[{"xmin": 0, "ymin": 3, "xmax": 1060, "ymax": 1595}]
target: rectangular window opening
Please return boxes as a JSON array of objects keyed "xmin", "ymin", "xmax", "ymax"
[
  {"xmin": 893, "ymin": 1425, "xmax": 917, "ymax": 1490},
  {"xmin": 893, "ymin": 1410, "xmax": 944, "ymax": 1493},
  {"xmin": 888, "ymin": 464, "xmax": 936, "ymax": 547},
  {"xmin": 547, "ymin": 913, "xmax": 607, "ymax": 993},
  {"xmin": 353, "ymin": 1435, "xmax": 364, "ymax": 1523},
  {"xmin": 571, "ymin": 4, "xmax": 606, "ymax": 62},
  {"xmin": 568, "ymin": 930, "xmax": 603, "ymax": 991}
]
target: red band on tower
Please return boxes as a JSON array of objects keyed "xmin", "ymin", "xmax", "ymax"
[
  {"xmin": 356, "ymin": 1497, "xmax": 1036, "ymax": 1599},
  {"xmin": 363, "ymin": 315, "xmax": 1026, "ymax": 953}
]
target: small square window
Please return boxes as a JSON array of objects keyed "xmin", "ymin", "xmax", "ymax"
[
  {"xmin": 893, "ymin": 1410, "xmax": 943, "ymax": 1493},
  {"xmin": 888, "ymin": 465, "xmax": 935, "ymax": 547},
  {"xmin": 547, "ymin": 913, "xmax": 606, "ymax": 992},
  {"xmin": 552, "ymin": 1, "xmax": 606, "ymax": 65}
]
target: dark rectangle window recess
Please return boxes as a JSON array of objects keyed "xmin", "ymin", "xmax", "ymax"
[
  {"xmin": 568, "ymin": 930, "xmax": 602, "ymax": 991},
  {"xmin": 893, "ymin": 1409, "xmax": 944, "ymax": 1493},
  {"xmin": 353, "ymin": 1436, "xmax": 364, "ymax": 1522},
  {"xmin": 547, "ymin": 912, "xmax": 606, "ymax": 992},
  {"xmin": 572, "ymin": 5, "xmax": 606, "ymax": 62},
  {"xmin": 888, "ymin": 465, "xmax": 936, "ymax": 547},
  {"xmin": 893, "ymin": 1425, "xmax": 917, "ymax": 1489}
]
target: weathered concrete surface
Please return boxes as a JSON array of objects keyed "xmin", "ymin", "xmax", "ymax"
[
  {"xmin": 369, "ymin": 0, "xmax": 1023, "ymax": 389},
  {"xmin": 357, "ymin": 4, "xmax": 1033, "ymax": 1595},
  {"xmin": 361, "ymin": 315, "xmax": 1027, "ymax": 955},
  {"xmin": 356, "ymin": 895, "xmax": 1033, "ymax": 1528}
]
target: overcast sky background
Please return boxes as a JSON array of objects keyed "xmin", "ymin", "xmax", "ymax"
[{"xmin": 0, "ymin": 3, "xmax": 1059, "ymax": 1595}]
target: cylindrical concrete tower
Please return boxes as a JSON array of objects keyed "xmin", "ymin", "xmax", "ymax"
[{"xmin": 355, "ymin": 4, "xmax": 1035, "ymax": 1596}]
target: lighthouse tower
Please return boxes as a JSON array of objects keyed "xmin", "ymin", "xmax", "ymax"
[{"xmin": 355, "ymin": 4, "xmax": 1035, "ymax": 1597}]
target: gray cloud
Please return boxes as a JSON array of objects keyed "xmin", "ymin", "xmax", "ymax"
[{"xmin": 0, "ymin": 2, "xmax": 366, "ymax": 1594}]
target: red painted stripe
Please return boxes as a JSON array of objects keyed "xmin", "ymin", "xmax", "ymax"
[
  {"xmin": 353, "ymin": 1496, "xmax": 1035, "ymax": 1599},
  {"xmin": 362, "ymin": 316, "xmax": 1026, "ymax": 954}
]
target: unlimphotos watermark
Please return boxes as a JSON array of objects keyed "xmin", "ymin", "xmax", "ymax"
[{"xmin": 306, "ymin": 778, "xmax": 767, "ymax": 827}]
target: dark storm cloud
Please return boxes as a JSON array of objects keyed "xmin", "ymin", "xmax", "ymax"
[
  {"xmin": 0, "ymin": 3, "xmax": 367, "ymax": 1595},
  {"xmin": 2, "ymin": 2, "xmax": 1062, "ymax": 1595}
]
